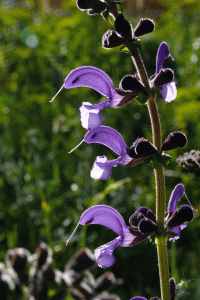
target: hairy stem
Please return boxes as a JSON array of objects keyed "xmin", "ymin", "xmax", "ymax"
[{"xmin": 147, "ymin": 94, "xmax": 170, "ymax": 300}]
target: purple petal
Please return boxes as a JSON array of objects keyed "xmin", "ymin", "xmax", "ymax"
[
  {"xmin": 156, "ymin": 42, "xmax": 174, "ymax": 74},
  {"xmin": 90, "ymin": 156, "xmax": 121, "ymax": 180},
  {"xmin": 168, "ymin": 184, "xmax": 185, "ymax": 213},
  {"xmin": 79, "ymin": 205, "xmax": 128, "ymax": 236},
  {"xmin": 160, "ymin": 81, "xmax": 177, "ymax": 102},
  {"xmin": 94, "ymin": 236, "xmax": 122, "ymax": 268},
  {"xmin": 80, "ymin": 102, "xmax": 103, "ymax": 130},
  {"xmin": 84, "ymin": 126, "xmax": 128, "ymax": 156},
  {"xmin": 64, "ymin": 66, "xmax": 116, "ymax": 98}
]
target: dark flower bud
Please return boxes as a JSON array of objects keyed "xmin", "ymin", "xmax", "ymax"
[
  {"xmin": 136, "ymin": 207, "xmax": 156, "ymax": 223},
  {"xmin": 65, "ymin": 248, "xmax": 96, "ymax": 274},
  {"xmin": 135, "ymin": 138, "xmax": 158, "ymax": 157},
  {"xmin": 115, "ymin": 14, "xmax": 133, "ymax": 40},
  {"xmin": 129, "ymin": 207, "xmax": 156, "ymax": 227},
  {"xmin": 134, "ymin": 18, "xmax": 155, "ymax": 37},
  {"xmin": 102, "ymin": 30, "xmax": 124, "ymax": 49},
  {"xmin": 138, "ymin": 218, "xmax": 158, "ymax": 233},
  {"xmin": 77, "ymin": 0, "xmax": 107, "ymax": 14},
  {"xmin": 162, "ymin": 131, "xmax": 187, "ymax": 152},
  {"xmin": 120, "ymin": 75, "xmax": 145, "ymax": 93},
  {"xmin": 167, "ymin": 205, "xmax": 194, "ymax": 229},
  {"xmin": 129, "ymin": 211, "xmax": 145, "ymax": 227},
  {"xmin": 169, "ymin": 278, "xmax": 176, "ymax": 300},
  {"xmin": 95, "ymin": 272, "xmax": 116, "ymax": 293},
  {"xmin": 35, "ymin": 243, "xmax": 52, "ymax": 269},
  {"xmin": 127, "ymin": 138, "xmax": 157, "ymax": 159},
  {"xmin": 6, "ymin": 248, "xmax": 30, "ymax": 284},
  {"xmin": 154, "ymin": 68, "xmax": 174, "ymax": 87}
]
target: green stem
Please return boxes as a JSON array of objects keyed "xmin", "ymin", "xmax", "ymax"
[
  {"xmin": 127, "ymin": 45, "xmax": 151, "ymax": 92},
  {"xmin": 147, "ymin": 94, "xmax": 170, "ymax": 300},
  {"xmin": 155, "ymin": 236, "xmax": 171, "ymax": 300},
  {"xmin": 126, "ymin": 44, "xmax": 171, "ymax": 299}
]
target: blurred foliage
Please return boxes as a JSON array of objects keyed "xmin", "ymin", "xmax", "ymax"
[{"xmin": 0, "ymin": 0, "xmax": 200, "ymax": 299}]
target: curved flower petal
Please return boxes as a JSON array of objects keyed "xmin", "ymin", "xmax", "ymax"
[
  {"xmin": 156, "ymin": 42, "xmax": 174, "ymax": 74},
  {"xmin": 84, "ymin": 126, "xmax": 128, "ymax": 156},
  {"xmin": 79, "ymin": 205, "xmax": 128, "ymax": 236},
  {"xmin": 160, "ymin": 81, "xmax": 177, "ymax": 103},
  {"xmin": 168, "ymin": 184, "xmax": 185, "ymax": 213},
  {"xmin": 94, "ymin": 236, "xmax": 122, "ymax": 268},
  {"xmin": 90, "ymin": 156, "xmax": 121, "ymax": 180},
  {"xmin": 64, "ymin": 66, "xmax": 116, "ymax": 98}
]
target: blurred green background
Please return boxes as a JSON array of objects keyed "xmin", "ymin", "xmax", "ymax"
[{"xmin": 0, "ymin": 0, "xmax": 200, "ymax": 298}]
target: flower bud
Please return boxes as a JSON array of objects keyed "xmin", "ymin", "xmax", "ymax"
[
  {"xmin": 153, "ymin": 68, "xmax": 174, "ymax": 87},
  {"xmin": 129, "ymin": 211, "xmax": 145, "ymax": 227},
  {"xmin": 167, "ymin": 205, "xmax": 194, "ymax": 229},
  {"xmin": 138, "ymin": 218, "xmax": 158, "ymax": 233},
  {"xmin": 102, "ymin": 30, "xmax": 124, "ymax": 49},
  {"xmin": 162, "ymin": 131, "xmax": 187, "ymax": 152},
  {"xmin": 120, "ymin": 75, "xmax": 145, "ymax": 93},
  {"xmin": 35, "ymin": 243, "xmax": 52, "ymax": 269},
  {"xmin": 95, "ymin": 272, "xmax": 116, "ymax": 293},
  {"xmin": 77, "ymin": 0, "xmax": 107, "ymax": 14},
  {"xmin": 65, "ymin": 248, "xmax": 96, "ymax": 274},
  {"xmin": 115, "ymin": 14, "xmax": 133, "ymax": 40},
  {"xmin": 135, "ymin": 138, "xmax": 158, "ymax": 157},
  {"xmin": 134, "ymin": 18, "xmax": 155, "ymax": 37}
]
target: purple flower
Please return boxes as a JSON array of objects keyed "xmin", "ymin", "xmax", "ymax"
[
  {"xmin": 51, "ymin": 67, "xmax": 126, "ymax": 130},
  {"xmin": 166, "ymin": 184, "xmax": 194, "ymax": 242},
  {"xmin": 66, "ymin": 205, "xmax": 148, "ymax": 268},
  {"xmin": 155, "ymin": 42, "xmax": 177, "ymax": 102},
  {"xmin": 83, "ymin": 126, "xmax": 144, "ymax": 180}
]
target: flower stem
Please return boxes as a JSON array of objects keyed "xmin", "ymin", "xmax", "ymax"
[
  {"xmin": 155, "ymin": 236, "xmax": 171, "ymax": 300},
  {"xmin": 127, "ymin": 44, "xmax": 171, "ymax": 299},
  {"xmin": 126, "ymin": 44, "xmax": 150, "ymax": 92},
  {"xmin": 147, "ymin": 94, "xmax": 170, "ymax": 300}
]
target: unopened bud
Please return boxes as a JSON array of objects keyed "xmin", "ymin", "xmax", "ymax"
[
  {"xmin": 129, "ymin": 211, "xmax": 145, "ymax": 227},
  {"xmin": 138, "ymin": 218, "xmax": 158, "ymax": 233},
  {"xmin": 115, "ymin": 14, "xmax": 133, "ymax": 40},
  {"xmin": 134, "ymin": 18, "xmax": 155, "ymax": 37},
  {"xmin": 120, "ymin": 75, "xmax": 145, "ymax": 93},
  {"xmin": 77, "ymin": 0, "xmax": 107, "ymax": 14},
  {"xmin": 167, "ymin": 205, "xmax": 194, "ymax": 229},
  {"xmin": 95, "ymin": 272, "xmax": 116, "ymax": 293},
  {"xmin": 102, "ymin": 30, "xmax": 124, "ymax": 49},
  {"xmin": 162, "ymin": 131, "xmax": 187, "ymax": 152},
  {"xmin": 154, "ymin": 68, "xmax": 174, "ymax": 87},
  {"xmin": 65, "ymin": 248, "xmax": 96, "ymax": 273},
  {"xmin": 135, "ymin": 138, "xmax": 158, "ymax": 156}
]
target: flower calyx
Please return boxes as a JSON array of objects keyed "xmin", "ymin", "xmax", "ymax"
[
  {"xmin": 77, "ymin": 0, "xmax": 108, "ymax": 15},
  {"xmin": 129, "ymin": 207, "xmax": 158, "ymax": 235},
  {"xmin": 162, "ymin": 131, "xmax": 187, "ymax": 152}
]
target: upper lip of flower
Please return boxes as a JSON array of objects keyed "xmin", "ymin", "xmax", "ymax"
[
  {"xmin": 154, "ymin": 42, "xmax": 177, "ymax": 102},
  {"xmin": 166, "ymin": 184, "xmax": 195, "ymax": 241}
]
